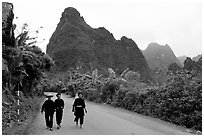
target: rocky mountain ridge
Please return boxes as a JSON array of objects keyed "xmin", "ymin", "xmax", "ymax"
[{"xmin": 46, "ymin": 7, "xmax": 152, "ymax": 81}]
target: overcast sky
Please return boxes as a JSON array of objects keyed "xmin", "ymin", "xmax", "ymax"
[{"xmin": 6, "ymin": 0, "xmax": 202, "ymax": 57}]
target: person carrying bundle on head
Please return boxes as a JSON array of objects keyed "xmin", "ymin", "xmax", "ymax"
[{"xmin": 41, "ymin": 94, "xmax": 55, "ymax": 131}]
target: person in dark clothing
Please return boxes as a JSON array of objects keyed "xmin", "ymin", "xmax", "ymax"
[
  {"xmin": 72, "ymin": 92, "xmax": 87, "ymax": 128},
  {"xmin": 54, "ymin": 93, "xmax": 64, "ymax": 129},
  {"xmin": 41, "ymin": 94, "xmax": 55, "ymax": 131}
]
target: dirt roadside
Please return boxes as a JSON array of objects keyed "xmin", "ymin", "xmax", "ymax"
[{"xmin": 2, "ymin": 96, "xmax": 45, "ymax": 135}]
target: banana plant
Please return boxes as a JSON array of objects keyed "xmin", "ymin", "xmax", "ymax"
[{"xmin": 106, "ymin": 68, "xmax": 128, "ymax": 86}]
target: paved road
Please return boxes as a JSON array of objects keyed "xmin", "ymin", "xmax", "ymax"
[{"xmin": 26, "ymin": 92, "xmax": 191, "ymax": 135}]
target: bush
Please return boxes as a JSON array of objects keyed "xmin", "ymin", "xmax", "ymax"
[{"xmin": 136, "ymin": 70, "xmax": 202, "ymax": 131}]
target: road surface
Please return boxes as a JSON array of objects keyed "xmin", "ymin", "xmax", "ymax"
[{"xmin": 26, "ymin": 92, "xmax": 192, "ymax": 135}]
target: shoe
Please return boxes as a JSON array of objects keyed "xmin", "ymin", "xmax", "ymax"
[
  {"xmin": 50, "ymin": 128, "xmax": 53, "ymax": 131},
  {"xmin": 80, "ymin": 125, "xmax": 82, "ymax": 128},
  {"xmin": 57, "ymin": 125, "xmax": 60, "ymax": 129},
  {"xmin": 46, "ymin": 127, "xmax": 49, "ymax": 129}
]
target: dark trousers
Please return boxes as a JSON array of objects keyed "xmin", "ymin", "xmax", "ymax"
[
  {"xmin": 45, "ymin": 112, "xmax": 53, "ymax": 128},
  {"xmin": 56, "ymin": 109, "xmax": 63, "ymax": 125},
  {"xmin": 74, "ymin": 116, "xmax": 84, "ymax": 125}
]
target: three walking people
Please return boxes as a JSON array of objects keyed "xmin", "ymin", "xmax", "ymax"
[{"xmin": 41, "ymin": 92, "xmax": 87, "ymax": 131}]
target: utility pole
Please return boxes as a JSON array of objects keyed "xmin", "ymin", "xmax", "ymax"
[
  {"xmin": 16, "ymin": 81, "xmax": 22, "ymax": 124},
  {"xmin": 17, "ymin": 82, "xmax": 20, "ymax": 123},
  {"xmin": 17, "ymin": 66, "xmax": 23, "ymax": 124}
]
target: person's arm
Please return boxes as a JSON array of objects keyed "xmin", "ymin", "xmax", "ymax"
[
  {"xmin": 62, "ymin": 100, "xmax": 65, "ymax": 109},
  {"xmin": 83, "ymin": 100, "xmax": 87, "ymax": 113},
  {"xmin": 84, "ymin": 107, "xmax": 87, "ymax": 113},
  {"xmin": 53, "ymin": 101, "xmax": 56, "ymax": 112},
  {"xmin": 72, "ymin": 99, "xmax": 76, "ymax": 112},
  {"xmin": 54, "ymin": 100, "xmax": 56, "ymax": 110},
  {"xmin": 41, "ymin": 101, "xmax": 46, "ymax": 114}
]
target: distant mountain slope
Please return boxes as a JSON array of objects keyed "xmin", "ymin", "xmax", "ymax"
[
  {"xmin": 177, "ymin": 54, "xmax": 202, "ymax": 67},
  {"xmin": 192, "ymin": 54, "xmax": 202, "ymax": 62},
  {"xmin": 142, "ymin": 42, "xmax": 182, "ymax": 72},
  {"xmin": 46, "ymin": 7, "xmax": 152, "ymax": 81},
  {"xmin": 177, "ymin": 55, "xmax": 187, "ymax": 67}
]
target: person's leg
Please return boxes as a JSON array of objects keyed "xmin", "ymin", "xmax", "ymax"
[
  {"xmin": 50, "ymin": 114, "xmax": 53, "ymax": 129},
  {"xmin": 56, "ymin": 110, "xmax": 60, "ymax": 125},
  {"xmin": 59, "ymin": 110, "xmax": 63, "ymax": 126},
  {"xmin": 57, "ymin": 110, "xmax": 63, "ymax": 125},
  {"xmin": 56, "ymin": 110, "xmax": 62, "ymax": 129},
  {"xmin": 80, "ymin": 116, "xmax": 84, "ymax": 128},
  {"xmin": 45, "ymin": 113, "xmax": 50, "ymax": 128},
  {"xmin": 74, "ymin": 116, "xmax": 79, "ymax": 126}
]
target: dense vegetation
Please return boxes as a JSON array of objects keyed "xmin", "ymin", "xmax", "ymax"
[
  {"xmin": 49, "ymin": 64, "xmax": 201, "ymax": 132},
  {"xmin": 2, "ymin": 41, "xmax": 53, "ymax": 134},
  {"xmin": 3, "ymin": 22, "xmax": 54, "ymax": 93},
  {"xmin": 2, "ymin": 4, "xmax": 54, "ymax": 133}
]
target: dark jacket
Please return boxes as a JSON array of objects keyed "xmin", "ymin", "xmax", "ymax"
[
  {"xmin": 41, "ymin": 100, "xmax": 55, "ymax": 114},
  {"xmin": 54, "ymin": 99, "xmax": 64, "ymax": 110},
  {"xmin": 73, "ymin": 98, "xmax": 86, "ymax": 117}
]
